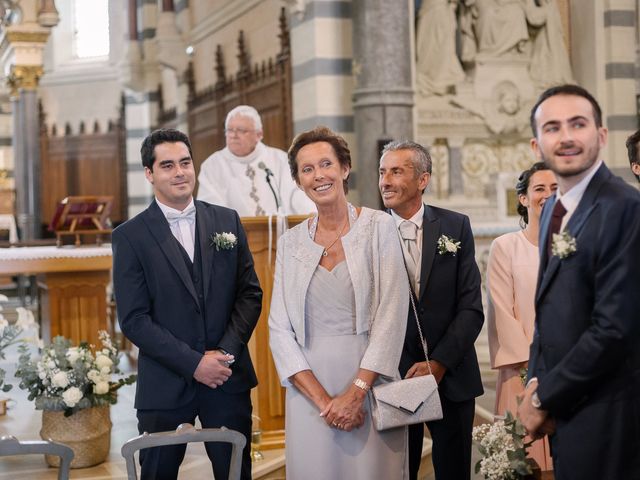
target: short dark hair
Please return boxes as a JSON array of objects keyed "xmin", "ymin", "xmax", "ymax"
[
  {"xmin": 288, "ymin": 126, "xmax": 351, "ymax": 193},
  {"xmin": 625, "ymin": 129, "xmax": 640, "ymax": 181},
  {"xmin": 530, "ymin": 84, "xmax": 603, "ymax": 136},
  {"xmin": 515, "ymin": 161, "xmax": 551, "ymax": 227},
  {"xmin": 141, "ymin": 129, "xmax": 193, "ymax": 170}
]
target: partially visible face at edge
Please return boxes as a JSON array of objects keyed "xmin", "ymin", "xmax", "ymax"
[{"xmin": 519, "ymin": 169, "xmax": 558, "ymax": 224}]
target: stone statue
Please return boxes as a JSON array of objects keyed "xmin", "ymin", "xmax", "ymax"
[
  {"xmin": 416, "ymin": 0, "xmax": 466, "ymax": 96},
  {"xmin": 470, "ymin": 0, "xmax": 530, "ymax": 58},
  {"xmin": 527, "ymin": 0, "xmax": 574, "ymax": 88},
  {"xmin": 450, "ymin": 80, "xmax": 531, "ymax": 134}
]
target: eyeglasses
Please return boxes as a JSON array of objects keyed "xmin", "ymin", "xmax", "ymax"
[{"xmin": 225, "ymin": 128, "xmax": 255, "ymax": 136}]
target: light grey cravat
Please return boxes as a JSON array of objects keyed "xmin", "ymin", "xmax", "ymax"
[{"xmin": 399, "ymin": 220, "xmax": 420, "ymax": 293}]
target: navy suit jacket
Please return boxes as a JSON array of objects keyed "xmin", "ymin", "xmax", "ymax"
[
  {"xmin": 112, "ymin": 200, "xmax": 262, "ymax": 410},
  {"xmin": 398, "ymin": 205, "xmax": 484, "ymax": 402},
  {"xmin": 530, "ymin": 163, "xmax": 640, "ymax": 416}
]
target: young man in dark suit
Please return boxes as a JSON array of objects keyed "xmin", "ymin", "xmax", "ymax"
[
  {"xmin": 518, "ymin": 85, "xmax": 640, "ymax": 479},
  {"xmin": 379, "ymin": 141, "xmax": 484, "ymax": 480},
  {"xmin": 112, "ymin": 129, "xmax": 262, "ymax": 480}
]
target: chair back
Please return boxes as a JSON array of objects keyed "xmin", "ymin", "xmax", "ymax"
[
  {"xmin": 0, "ymin": 435, "xmax": 74, "ymax": 480},
  {"xmin": 120, "ymin": 423, "xmax": 246, "ymax": 480}
]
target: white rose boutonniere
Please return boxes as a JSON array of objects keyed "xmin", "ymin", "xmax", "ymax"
[
  {"xmin": 437, "ymin": 234, "xmax": 461, "ymax": 256},
  {"xmin": 551, "ymin": 231, "xmax": 577, "ymax": 259},
  {"xmin": 210, "ymin": 232, "xmax": 238, "ymax": 251}
]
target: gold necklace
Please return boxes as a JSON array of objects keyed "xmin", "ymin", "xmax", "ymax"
[{"xmin": 320, "ymin": 216, "xmax": 349, "ymax": 257}]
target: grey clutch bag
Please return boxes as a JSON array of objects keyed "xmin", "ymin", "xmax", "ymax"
[
  {"xmin": 370, "ymin": 256, "xmax": 443, "ymax": 431},
  {"xmin": 370, "ymin": 374, "xmax": 442, "ymax": 431}
]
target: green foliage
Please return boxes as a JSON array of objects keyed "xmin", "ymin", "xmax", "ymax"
[{"xmin": 15, "ymin": 331, "xmax": 136, "ymax": 417}]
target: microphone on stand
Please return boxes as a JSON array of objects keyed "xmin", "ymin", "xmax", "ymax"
[{"xmin": 258, "ymin": 161, "xmax": 280, "ymax": 211}]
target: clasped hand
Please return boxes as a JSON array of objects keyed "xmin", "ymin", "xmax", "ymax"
[
  {"xmin": 405, "ymin": 360, "xmax": 446, "ymax": 383},
  {"xmin": 320, "ymin": 388, "xmax": 366, "ymax": 432},
  {"xmin": 516, "ymin": 378, "xmax": 556, "ymax": 440},
  {"xmin": 193, "ymin": 350, "xmax": 234, "ymax": 389}
]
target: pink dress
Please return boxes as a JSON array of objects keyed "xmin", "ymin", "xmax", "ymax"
[{"xmin": 486, "ymin": 230, "xmax": 553, "ymax": 470}]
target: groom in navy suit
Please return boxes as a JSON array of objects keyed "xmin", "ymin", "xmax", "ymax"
[
  {"xmin": 113, "ymin": 129, "xmax": 262, "ymax": 480},
  {"xmin": 518, "ymin": 85, "xmax": 640, "ymax": 479},
  {"xmin": 379, "ymin": 141, "xmax": 484, "ymax": 480}
]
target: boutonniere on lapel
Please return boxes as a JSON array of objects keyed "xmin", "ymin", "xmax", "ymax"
[
  {"xmin": 210, "ymin": 232, "xmax": 237, "ymax": 251},
  {"xmin": 551, "ymin": 231, "xmax": 577, "ymax": 259},
  {"xmin": 437, "ymin": 234, "xmax": 461, "ymax": 256}
]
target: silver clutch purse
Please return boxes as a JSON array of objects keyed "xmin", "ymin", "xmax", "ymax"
[
  {"xmin": 370, "ymin": 374, "xmax": 443, "ymax": 431},
  {"xmin": 369, "ymin": 254, "xmax": 443, "ymax": 431}
]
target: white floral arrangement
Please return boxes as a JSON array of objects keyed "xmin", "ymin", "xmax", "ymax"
[
  {"xmin": 210, "ymin": 232, "xmax": 237, "ymax": 251},
  {"xmin": 15, "ymin": 330, "xmax": 136, "ymax": 417},
  {"xmin": 472, "ymin": 411, "xmax": 533, "ymax": 480},
  {"xmin": 551, "ymin": 231, "xmax": 577, "ymax": 259},
  {"xmin": 437, "ymin": 234, "xmax": 461, "ymax": 256},
  {"xmin": 0, "ymin": 295, "xmax": 38, "ymax": 392}
]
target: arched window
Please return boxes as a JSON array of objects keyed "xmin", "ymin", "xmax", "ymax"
[{"xmin": 73, "ymin": 0, "xmax": 110, "ymax": 59}]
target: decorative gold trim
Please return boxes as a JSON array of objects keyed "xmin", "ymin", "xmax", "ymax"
[
  {"xmin": 7, "ymin": 65, "xmax": 44, "ymax": 96},
  {"xmin": 5, "ymin": 31, "xmax": 50, "ymax": 44}
]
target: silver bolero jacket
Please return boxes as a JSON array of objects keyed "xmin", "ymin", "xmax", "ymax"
[{"xmin": 268, "ymin": 207, "xmax": 409, "ymax": 387}]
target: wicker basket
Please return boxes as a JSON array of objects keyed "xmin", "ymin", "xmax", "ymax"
[{"xmin": 40, "ymin": 405, "xmax": 112, "ymax": 468}]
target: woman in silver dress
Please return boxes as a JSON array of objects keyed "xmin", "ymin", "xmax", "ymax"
[{"xmin": 268, "ymin": 126, "xmax": 409, "ymax": 479}]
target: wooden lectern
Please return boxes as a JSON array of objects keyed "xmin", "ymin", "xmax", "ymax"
[{"xmin": 241, "ymin": 215, "xmax": 309, "ymax": 450}]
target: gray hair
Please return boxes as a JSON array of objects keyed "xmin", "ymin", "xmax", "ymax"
[
  {"xmin": 381, "ymin": 140, "xmax": 432, "ymax": 177},
  {"xmin": 225, "ymin": 105, "xmax": 263, "ymax": 131}
]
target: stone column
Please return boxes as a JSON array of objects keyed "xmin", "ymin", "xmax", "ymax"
[
  {"xmin": 352, "ymin": 0, "xmax": 414, "ymax": 208},
  {"xmin": 10, "ymin": 66, "xmax": 43, "ymax": 239}
]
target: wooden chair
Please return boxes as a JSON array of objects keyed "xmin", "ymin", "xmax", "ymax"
[
  {"xmin": 0, "ymin": 435, "xmax": 74, "ymax": 480},
  {"xmin": 121, "ymin": 423, "xmax": 246, "ymax": 480}
]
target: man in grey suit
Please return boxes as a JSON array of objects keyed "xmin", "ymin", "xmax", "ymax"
[{"xmin": 518, "ymin": 85, "xmax": 640, "ymax": 479}]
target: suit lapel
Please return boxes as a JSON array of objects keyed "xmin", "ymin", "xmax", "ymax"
[
  {"xmin": 196, "ymin": 201, "xmax": 214, "ymax": 301},
  {"xmin": 419, "ymin": 205, "xmax": 440, "ymax": 300},
  {"xmin": 142, "ymin": 201, "xmax": 199, "ymax": 305},
  {"xmin": 536, "ymin": 164, "xmax": 610, "ymax": 302}
]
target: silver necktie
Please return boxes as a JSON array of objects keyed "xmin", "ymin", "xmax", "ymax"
[{"xmin": 399, "ymin": 220, "xmax": 420, "ymax": 293}]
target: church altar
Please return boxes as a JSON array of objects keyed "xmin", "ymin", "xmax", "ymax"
[{"xmin": 0, "ymin": 246, "xmax": 112, "ymax": 348}]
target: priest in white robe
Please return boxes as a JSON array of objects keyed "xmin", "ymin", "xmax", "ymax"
[{"xmin": 197, "ymin": 105, "xmax": 316, "ymax": 217}]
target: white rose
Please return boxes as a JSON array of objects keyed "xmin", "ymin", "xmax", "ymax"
[
  {"xmin": 0, "ymin": 294, "xmax": 8, "ymax": 302},
  {"xmin": 224, "ymin": 233, "xmax": 237, "ymax": 243},
  {"xmin": 445, "ymin": 240, "xmax": 457, "ymax": 253},
  {"xmin": 95, "ymin": 354, "xmax": 113, "ymax": 370},
  {"xmin": 66, "ymin": 347, "xmax": 81, "ymax": 364},
  {"xmin": 47, "ymin": 360, "xmax": 56, "ymax": 369},
  {"xmin": 93, "ymin": 381, "xmax": 110, "ymax": 395},
  {"xmin": 0, "ymin": 316, "xmax": 7, "ymax": 336},
  {"xmin": 87, "ymin": 369, "xmax": 101, "ymax": 383},
  {"xmin": 62, "ymin": 386, "xmax": 83, "ymax": 407},
  {"xmin": 51, "ymin": 371, "xmax": 70, "ymax": 389},
  {"xmin": 100, "ymin": 366, "xmax": 111, "ymax": 376}
]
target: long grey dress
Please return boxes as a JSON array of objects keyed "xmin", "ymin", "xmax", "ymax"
[{"xmin": 285, "ymin": 262, "xmax": 408, "ymax": 479}]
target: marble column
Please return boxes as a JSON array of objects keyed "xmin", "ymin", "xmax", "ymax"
[
  {"xmin": 352, "ymin": 0, "xmax": 414, "ymax": 208},
  {"xmin": 10, "ymin": 66, "xmax": 44, "ymax": 240}
]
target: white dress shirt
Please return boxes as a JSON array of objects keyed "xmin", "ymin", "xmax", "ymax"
[
  {"xmin": 156, "ymin": 198, "xmax": 196, "ymax": 261},
  {"xmin": 556, "ymin": 160, "xmax": 603, "ymax": 230}
]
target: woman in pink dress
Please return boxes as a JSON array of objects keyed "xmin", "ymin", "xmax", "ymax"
[{"xmin": 486, "ymin": 162, "xmax": 557, "ymax": 470}]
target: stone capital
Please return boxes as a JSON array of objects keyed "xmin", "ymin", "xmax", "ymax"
[{"xmin": 7, "ymin": 64, "xmax": 44, "ymax": 96}]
